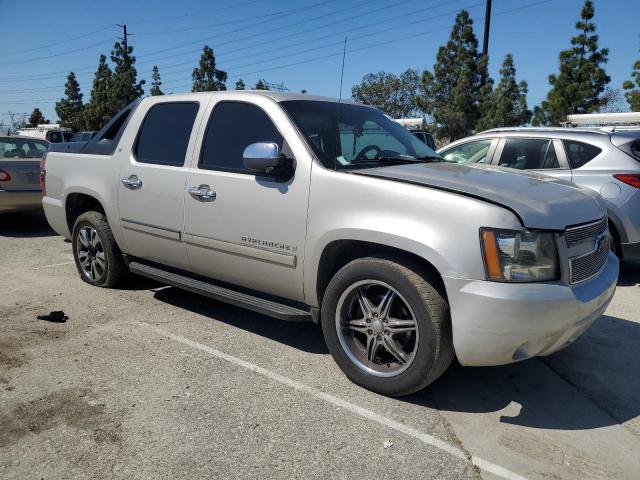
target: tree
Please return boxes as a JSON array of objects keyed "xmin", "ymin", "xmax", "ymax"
[
  {"xmin": 623, "ymin": 52, "xmax": 640, "ymax": 111},
  {"xmin": 235, "ymin": 79, "xmax": 246, "ymax": 90},
  {"xmin": 192, "ymin": 45, "xmax": 227, "ymax": 92},
  {"xmin": 476, "ymin": 54, "xmax": 531, "ymax": 131},
  {"xmin": 150, "ymin": 66, "xmax": 164, "ymax": 96},
  {"xmin": 599, "ymin": 87, "xmax": 626, "ymax": 113},
  {"xmin": 27, "ymin": 108, "xmax": 48, "ymax": 127},
  {"xmin": 417, "ymin": 10, "xmax": 490, "ymax": 141},
  {"xmin": 109, "ymin": 37, "xmax": 145, "ymax": 112},
  {"xmin": 254, "ymin": 79, "xmax": 269, "ymax": 90},
  {"xmin": 84, "ymin": 55, "xmax": 113, "ymax": 131},
  {"xmin": 532, "ymin": 1, "xmax": 609, "ymax": 125},
  {"xmin": 55, "ymin": 72, "xmax": 85, "ymax": 130},
  {"xmin": 351, "ymin": 69, "xmax": 421, "ymax": 118}
]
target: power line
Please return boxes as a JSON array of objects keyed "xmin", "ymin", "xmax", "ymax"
[
  {"xmin": 4, "ymin": 26, "xmax": 114, "ymax": 57},
  {"xmin": 164, "ymin": 0, "xmax": 553, "ymax": 92},
  {"xmin": 135, "ymin": 0, "xmax": 342, "ymax": 62},
  {"xmin": 154, "ymin": 0, "xmax": 486, "ymax": 85},
  {"xmin": 135, "ymin": 0, "xmax": 423, "ymax": 78},
  {"xmin": 128, "ymin": 0, "xmax": 263, "ymax": 25},
  {"xmin": 0, "ymin": 0, "xmax": 551, "ymax": 103},
  {"xmin": 1, "ymin": 0, "xmax": 263, "ymax": 58},
  {"xmin": 0, "ymin": 0, "xmax": 338, "ymax": 82},
  {"xmin": 0, "ymin": 38, "xmax": 118, "ymax": 66}
]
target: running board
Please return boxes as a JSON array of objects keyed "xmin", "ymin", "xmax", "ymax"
[{"xmin": 128, "ymin": 261, "xmax": 315, "ymax": 322}]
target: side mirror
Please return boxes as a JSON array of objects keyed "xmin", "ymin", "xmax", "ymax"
[{"xmin": 243, "ymin": 142, "xmax": 294, "ymax": 181}]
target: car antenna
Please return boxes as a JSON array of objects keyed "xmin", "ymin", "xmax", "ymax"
[{"xmin": 335, "ymin": 36, "xmax": 348, "ymax": 171}]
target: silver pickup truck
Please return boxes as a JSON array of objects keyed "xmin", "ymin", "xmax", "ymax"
[{"xmin": 42, "ymin": 92, "xmax": 619, "ymax": 396}]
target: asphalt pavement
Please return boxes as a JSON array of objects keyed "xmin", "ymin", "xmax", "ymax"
[{"xmin": 1, "ymin": 211, "xmax": 639, "ymax": 480}]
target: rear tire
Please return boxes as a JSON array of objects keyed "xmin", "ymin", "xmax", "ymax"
[
  {"xmin": 72, "ymin": 211, "xmax": 127, "ymax": 287},
  {"xmin": 321, "ymin": 256, "xmax": 454, "ymax": 396}
]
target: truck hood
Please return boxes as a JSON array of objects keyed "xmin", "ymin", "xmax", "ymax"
[{"xmin": 352, "ymin": 162, "xmax": 604, "ymax": 230}]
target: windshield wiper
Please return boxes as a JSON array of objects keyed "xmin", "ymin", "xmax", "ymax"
[{"xmin": 351, "ymin": 156, "xmax": 428, "ymax": 165}]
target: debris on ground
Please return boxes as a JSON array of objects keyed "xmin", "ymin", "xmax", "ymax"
[
  {"xmin": 37, "ymin": 311, "xmax": 68, "ymax": 323},
  {"xmin": 383, "ymin": 440, "xmax": 393, "ymax": 449}
]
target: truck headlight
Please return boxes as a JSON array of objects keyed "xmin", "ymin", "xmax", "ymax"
[{"xmin": 480, "ymin": 228, "xmax": 559, "ymax": 282}]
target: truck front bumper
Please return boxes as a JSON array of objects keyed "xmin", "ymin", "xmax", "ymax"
[
  {"xmin": 443, "ymin": 252, "xmax": 619, "ymax": 366},
  {"xmin": 0, "ymin": 190, "xmax": 43, "ymax": 212}
]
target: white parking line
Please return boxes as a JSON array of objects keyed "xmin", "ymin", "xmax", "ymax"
[
  {"xmin": 38, "ymin": 261, "xmax": 75, "ymax": 269},
  {"xmin": 143, "ymin": 323, "xmax": 528, "ymax": 480}
]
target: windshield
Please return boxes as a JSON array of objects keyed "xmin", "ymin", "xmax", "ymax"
[{"xmin": 281, "ymin": 100, "xmax": 440, "ymax": 170}]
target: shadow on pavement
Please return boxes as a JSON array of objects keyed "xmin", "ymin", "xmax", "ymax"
[
  {"xmin": 618, "ymin": 259, "xmax": 640, "ymax": 287},
  {"xmin": 133, "ymin": 278, "xmax": 639, "ymax": 431},
  {"xmin": 152, "ymin": 286, "xmax": 328, "ymax": 355},
  {"xmin": 408, "ymin": 313, "xmax": 640, "ymax": 431},
  {"xmin": 0, "ymin": 210, "xmax": 55, "ymax": 238}
]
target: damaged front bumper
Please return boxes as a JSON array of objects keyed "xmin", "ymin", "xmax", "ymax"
[{"xmin": 443, "ymin": 252, "xmax": 619, "ymax": 366}]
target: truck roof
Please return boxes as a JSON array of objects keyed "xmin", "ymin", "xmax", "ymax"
[{"xmin": 154, "ymin": 90, "xmax": 362, "ymax": 106}]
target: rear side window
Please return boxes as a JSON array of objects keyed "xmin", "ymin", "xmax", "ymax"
[
  {"xmin": 200, "ymin": 101, "xmax": 283, "ymax": 172},
  {"xmin": 499, "ymin": 138, "xmax": 559, "ymax": 170},
  {"xmin": 134, "ymin": 102, "xmax": 199, "ymax": 167},
  {"xmin": 563, "ymin": 140, "xmax": 602, "ymax": 169}
]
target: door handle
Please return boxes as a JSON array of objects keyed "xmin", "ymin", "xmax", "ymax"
[
  {"xmin": 121, "ymin": 175, "xmax": 142, "ymax": 189},
  {"xmin": 188, "ymin": 185, "xmax": 216, "ymax": 201}
]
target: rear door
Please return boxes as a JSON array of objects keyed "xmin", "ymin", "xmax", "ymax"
[
  {"xmin": 493, "ymin": 137, "xmax": 572, "ymax": 182},
  {"xmin": 116, "ymin": 99, "xmax": 207, "ymax": 270},
  {"xmin": 0, "ymin": 138, "xmax": 46, "ymax": 191}
]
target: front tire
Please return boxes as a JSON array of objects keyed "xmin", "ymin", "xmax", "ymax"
[
  {"xmin": 321, "ymin": 257, "xmax": 454, "ymax": 396},
  {"xmin": 72, "ymin": 211, "xmax": 127, "ymax": 287}
]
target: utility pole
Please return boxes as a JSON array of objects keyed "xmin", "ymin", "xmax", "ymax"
[
  {"xmin": 482, "ymin": 0, "xmax": 492, "ymax": 57},
  {"xmin": 116, "ymin": 23, "xmax": 133, "ymax": 60}
]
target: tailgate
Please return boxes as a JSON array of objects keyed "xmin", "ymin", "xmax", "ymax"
[{"xmin": 0, "ymin": 159, "xmax": 41, "ymax": 191}]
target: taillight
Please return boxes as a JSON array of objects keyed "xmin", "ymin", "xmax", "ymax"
[
  {"xmin": 613, "ymin": 173, "xmax": 640, "ymax": 188},
  {"xmin": 0, "ymin": 169, "xmax": 11, "ymax": 181},
  {"xmin": 39, "ymin": 157, "xmax": 46, "ymax": 194}
]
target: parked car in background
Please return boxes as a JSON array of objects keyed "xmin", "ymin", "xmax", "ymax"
[
  {"xmin": 393, "ymin": 118, "xmax": 436, "ymax": 149},
  {"xmin": 41, "ymin": 92, "xmax": 618, "ymax": 396},
  {"xmin": 0, "ymin": 136, "xmax": 48, "ymax": 212},
  {"xmin": 411, "ymin": 130, "xmax": 436, "ymax": 150},
  {"xmin": 70, "ymin": 131, "xmax": 98, "ymax": 142},
  {"xmin": 15, "ymin": 124, "xmax": 73, "ymax": 143},
  {"xmin": 438, "ymin": 127, "xmax": 640, "ymax": 261}
]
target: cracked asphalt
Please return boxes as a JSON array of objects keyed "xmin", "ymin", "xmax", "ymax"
[{"xmin": 1, "ymin": 211, "xmax": 639, "ymax": 480}]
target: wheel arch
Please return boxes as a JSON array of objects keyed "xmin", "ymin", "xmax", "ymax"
[
  {"xmin": 311, "ymin": 238, "xmax": 448, "ymax": 309},
  {"xmin": 65, "ymin": 192, "xmax": 107, "ymax": 234}
]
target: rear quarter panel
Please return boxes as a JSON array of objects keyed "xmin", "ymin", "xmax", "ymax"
[{"xmin": 43, "ymin": 151, "xmax": 125, "ymax": 246}]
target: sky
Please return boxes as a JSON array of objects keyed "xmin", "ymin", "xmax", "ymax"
[{"xmin": 0, "ymin": 0, "xmax": 638, "ymax": 125}]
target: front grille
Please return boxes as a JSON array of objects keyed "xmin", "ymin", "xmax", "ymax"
[
  {"xmin": 564, "ymin": 218, "xmax": 607, "ymax": 247},
  {"xmin": 569, "ymin": 237, "xmax": 609, "ymax": 283}
]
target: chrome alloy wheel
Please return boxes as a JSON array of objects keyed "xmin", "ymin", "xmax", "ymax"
[
  {"xmin": 335, "ymin": 280, "xmax": 419, "ymax": 378},
  {"xmin": 76, "ymin": 226, "xmax": 106, "ymax": 282}
]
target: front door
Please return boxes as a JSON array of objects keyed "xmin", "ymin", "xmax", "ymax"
[
  {"xmin": 183, "ymin": 97, "xmax": 311, "ymax": 302},
  {"xmin": 117, "ymin": 100, "xmax": 203, "ymax": 270}
]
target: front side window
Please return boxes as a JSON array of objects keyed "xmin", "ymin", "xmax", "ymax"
[
  {"xmin": 563, "ymin": 140, "xmax": 601, "ymax": 169},
  {"xmin": 281, "ymin": 100, "xmax": 439, "ymax": 170},
  {"xmin": 441, "ymin": 139, "xmax": 493, "ymax": 165},
  {"xmin": 134, "ymin": 102, "xmax": 199, "ymax": 167},
  {"xmin": 200, "ymin": 101, "xmax": 284, "ymax": 172},
  {"xmin": 498, "ymin": 138, "xmax": 559, "ymax": 170}
]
